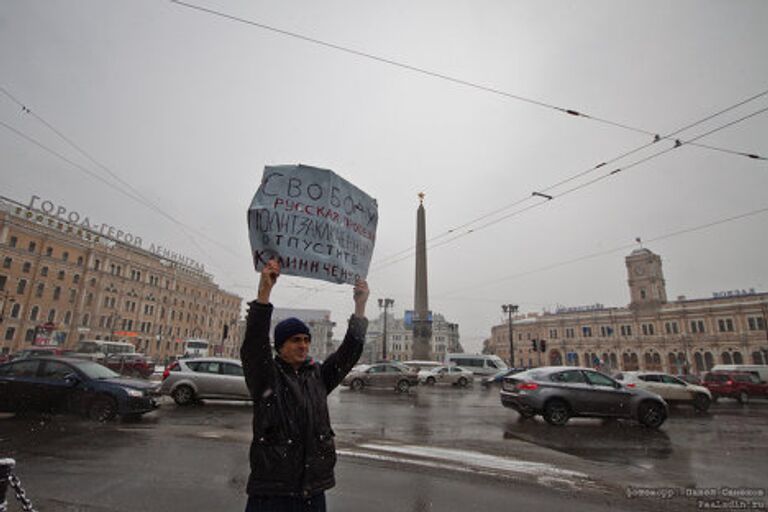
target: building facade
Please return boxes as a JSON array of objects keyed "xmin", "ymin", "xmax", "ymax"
[
  {"xmin": 0, "ymin": 196, "xmax": 242, "ymax": 361},
  {"xmin": 488, "ymin": 249, "xmax": 768, "ymax": 374},
  {"xmin": 362, "ymin": 311, "xmax": 462, "ymax": 364}
]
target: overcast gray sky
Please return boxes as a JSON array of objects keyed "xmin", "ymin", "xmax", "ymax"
[{"xmin": 2, "ymin": 0, "xmax": 767, "ymax": 352}]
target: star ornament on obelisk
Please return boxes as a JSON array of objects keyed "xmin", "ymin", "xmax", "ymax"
[{"xmin": 412, "ymin": 192, "xmax": 432, "ymax": 360}]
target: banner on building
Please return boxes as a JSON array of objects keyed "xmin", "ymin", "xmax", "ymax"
[{"xmin": 248, "ymin": 165, "xmax": 378, "ymax": 285}]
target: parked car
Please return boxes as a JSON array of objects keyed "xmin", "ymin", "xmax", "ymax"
[
  {"xmin": 675, "ymin": 374, "xmax": 703, "ymax": 386},
  {"xmin": 710, "ymin": 364, "xmax": 768, "ymax": 383},
  {"xmin": 12, "ymin": 347, "xmax": 68, "ymax": 359},
  {"xmin": 419, "ymin": 366, "xmax": 473, "ymax": 387},
  {"xmin": 0, "ymin": 356, "xmax": 160, "ymax": 421},
  {"xmin": 342, "ymin": 362, "xmax": 419, "ymax": 392},
  {"xmin": 702, "ymin": 371, "xmax": 768, "ymax": 404},
  {"xmin": 104, "ymin": 353, "xmax": 155, "ymax": 379},
  {"xmin": 481, "ymin": 367, "xmax": 528, "ymax": 388},
  {"xmin": 614, "ymin": 371, "xmax": 712, "ymax": 412},
  {"xmin": 500, "ymin": 366, "xmax": 668, "ymax": 428},
  {"xmin": 160, "ymin": 357, "xmax": 250, "ymax": 405}
]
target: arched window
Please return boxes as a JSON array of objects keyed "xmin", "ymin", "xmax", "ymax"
[
  {"xmin": 47, "ymin": 309, "xmax": 56, "ymax": 322},
  {"xmin": 752, "ymin": 351, "xmax": 765, "ymax": 365},
  {"xmin": 550, "ymin": 351, "xmax": 563, "ymax": 365},
  {"xmin": 704, "ymin": 352, "xmax": 715, "ymax": 370},
  {"xmin": 25, "ymin": 329, "xmax": 35, "ymax": 342},
  {"xmin": 30, "ymin": 306, "xmax": 39, "ymax": 321},
  {"xmin": 630, "ymin": 353, "xmax": 639, "ymax": 370},
  {"xmin": 695, "ymin": 352, "xmax": 705, "ymax": 373},
  {"xmin": 10, "ymin": 303, "xmax": 21, "ymax": 318},
  {"xmin": 722, "ymin": 352, "xmax": 732, "ymax": 364},
  {"xmin": 610, "ymin": 353, "xmax": 618, "ymax": 369},
  {"xmin": 733, "ymin": 352, "xmax": 743, "ymax": 364}
]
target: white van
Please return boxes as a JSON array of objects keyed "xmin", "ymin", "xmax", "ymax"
[
  {"xmin": 402, "ymin": 360, "xmax": 443, "ymax": 371},
  {"xmin": 710, "ymin": 364, "xmax": 768, "ymax": 383},
  {"xmin": 444, "ymin": 354, "xmax": 508, "ymax": 376}
]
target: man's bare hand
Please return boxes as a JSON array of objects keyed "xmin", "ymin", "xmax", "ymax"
[
  {"xmin": 353, "ymin": 279, "xmax": 369, "ymax": 318},
  {"xmin": 257, "ymin": 259, "xmax": 280, "ymax": 304}
]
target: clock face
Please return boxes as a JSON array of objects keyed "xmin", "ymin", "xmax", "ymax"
[{"xmin": 634, "ymin": 265, "xmax": 645, "ymax": 276}]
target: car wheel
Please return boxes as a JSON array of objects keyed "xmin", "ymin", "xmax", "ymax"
[
  {"xmin": 172, "ymin": 385, "xmax": 196, "ymax": 406},
  {"xmin": 737, "ymin": 391, "xmax": 749, "ymax": 404},
  {"xmin": 88, "ymin": 395, "xmax": 117, "ymax": 422},
  {"xmin": 396, "ymin": 379, "xmax": 410, "ymax": 393},
  {"xmin": 457, "ymin": 377, "xmax": 469, "ymax": 388},
  {"xmin": 543, "ymin": 400, "xmax": 570, "ymax": 426},
  {"xmin": 350, "ymin": 379, "xmax": 364, "ymax": 391},
  {"xmin": 425, "ymin": 377, "xmax": 436, "ymax": 386},
  {"xmin": 693, "ymin": 394, "xmax": 711, "ymax": 413},
  {"xmin": 638, "ymin": 401, "xmax": 667, "ymax": 429}
]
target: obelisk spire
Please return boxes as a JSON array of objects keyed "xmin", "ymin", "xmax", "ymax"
[{"xmin": 412, "ymin": 192, "xmax": 432, "ymax": 360}]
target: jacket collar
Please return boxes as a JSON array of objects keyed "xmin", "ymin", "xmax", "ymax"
[{"xmin": 275, "ymin": 355, "xmax": 316, "ymax": 374}]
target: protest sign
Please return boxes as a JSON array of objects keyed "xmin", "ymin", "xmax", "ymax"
[{"xmin": 247, "ymin": 164, "xmax": 378, "ymax": 285}]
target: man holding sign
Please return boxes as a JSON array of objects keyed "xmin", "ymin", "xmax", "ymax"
[{"xmin": 241, "ymin": 260, "xmax": 369, "ymax": 510}]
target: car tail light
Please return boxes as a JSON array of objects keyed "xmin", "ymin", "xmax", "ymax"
[
  {"xmin": 162, "ymin": 362, "xmax": 178, "ymax": 381},
  {"xmin": 516, "ymin": 381, "xmax": 538, "ymax": 391},
  {"xmin": 625, "ymin": 383, "xmax": 636, "ymax": 388},
  {"xmin": 727, "ymin": 380, "xmax": 734, "ymax": 386}
]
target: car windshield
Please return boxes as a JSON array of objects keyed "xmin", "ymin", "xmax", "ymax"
[{"xmin": 73, "ymin": 361, "xmax": 121, "ymax": 380}]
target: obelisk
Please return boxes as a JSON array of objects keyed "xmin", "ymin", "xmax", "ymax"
[{"xmin": 412, "ymin": 192, "xmax": 432, "ymax": 360}]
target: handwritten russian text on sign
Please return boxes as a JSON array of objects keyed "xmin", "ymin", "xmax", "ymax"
[{"xmin": 248, "ymin": 165, "xmax": 378, "ymax": 284}]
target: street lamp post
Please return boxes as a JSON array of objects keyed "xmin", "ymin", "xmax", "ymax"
[
  {"xmin": 378, "ymin": 298, "xmax": 394, "ymax": 361},
  {"xmin": 502, "ymin": 304, "xmax": 519, "ymax": 367}
]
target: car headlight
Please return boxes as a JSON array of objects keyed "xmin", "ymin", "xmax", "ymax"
[{"xmin": 124, "ymin": 387, "xmax": 144, "ymax": 397}]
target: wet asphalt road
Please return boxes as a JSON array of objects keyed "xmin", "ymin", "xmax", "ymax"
[{"xmin": 2, "ymin": 382, "xmax": 767, "ymax": 512}]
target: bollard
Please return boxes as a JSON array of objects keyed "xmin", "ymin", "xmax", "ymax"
[{"xmin": 0, "ymin": 458, "xmax": 15, "ymax": 512}]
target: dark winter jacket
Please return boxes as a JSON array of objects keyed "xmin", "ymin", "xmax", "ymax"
[{"xmin": 240, "ymin": 301, "xmax": 367, "ymax": 497}]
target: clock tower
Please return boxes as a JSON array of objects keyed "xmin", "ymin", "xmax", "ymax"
[{"xmin": 626, "ymin": 248, "xmax": 667, "ymax": 309}]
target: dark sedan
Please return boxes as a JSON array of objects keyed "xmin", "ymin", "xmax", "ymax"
[
  {"xmin": 0, "ymin": 357, "xmax": 160, "ymax": 421},
  {"xmin": 500, "ymin": 366, "xmax": 668, "ymax": 428}
]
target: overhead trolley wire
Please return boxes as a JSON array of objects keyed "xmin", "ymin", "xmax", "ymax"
[
  {"xmin": 170, "ymin": 0, "xmax": 766, "ymax": 164},
  {"xmin": 370, "ymin": 90, "xmax": 768, "ymax": 270},
  {"xmin": 370, "ymin": 104, "xmax": 768, "ymax": 273}
]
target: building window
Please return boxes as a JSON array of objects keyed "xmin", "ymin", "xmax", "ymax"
[
  {"xmin": 69, "ymin": 289, "xmax": 77, "ymax": 303},
  {"xmin": 16, "ymin": 279, "xmax": 27, "ymax": 294},
  {"xmin": 77, "ymin": 256, "xmax": 84, "ymax": 266},
  {"xmin": 664, "ymin": 321, "xmax": 679, "ymax": 335},
  {"xmin": 94, "ymin": 259, "xmax": 100, "ymax": 270},
  {"xmin": 9, "ymin": 236, "xmax": 18, "ymax": 248},
  {"xmin": 81, "ymin": 314, "xmax": 90, "ymax": 327},
  {"xmin": 40, "ymin": 266, "xmax": 48, "ymax": 277},
  {"xmin": 10, "ymin": 303, "xmax": 20, "ymax": 318},
  {"xmin": 22, "ymin": 262, "xmax": 31, "ymax": 273},
  {"xmin": 4, "ymin": 327, "xmax": 15, "ymax": 341},
  {"xmin": 86, "ymin": 293, "xmax": 93, "ymax": 306},
  {"xmin": 565, "ymin": 328, "xmax": 575, "ymax": 338},
  {"xmin": 599, "ymin": 325, "xmax": 613, "ymax": 337},
  {"xmin": 641, "ymin": 323, "xmax": 655, "ymax": 336},
  {"xmin": 2, "ymin": 257, "xmax": 11, "ymax": 269},
  {"xmin": 90, "ymin": 277, "xmax": 96, "ymax": 287},
  {"xmin": 58, "ymin": 270, "xmax": 65, "ymax": 280},
  {"xmin": 0, "ymin": 275, "xmax": 5, "ymax": 291},
  {"xmin": 53, "ymin": 287, "xmax": 61, "ymax": 300},
  {"xmin": 620, "ymin": 325, "xmax": 632, "ymax": 336},
  {"xmin": 62, "ymin": 251, "xmax": 69, "ymax": 262},
  {"xmin": 64, "ymin": 311, "xmax": 72, "ymax": 325},
  {"xmin": 28, "ymin": 241, "xmax": 36, "ymax": 253},
  {"xmin": 30, "ymin": 306, "xmax": 39, "ymax": 321},
  {"xmin": 747, "ymin": 317, "xmax": 766, "ymax": 331},
  {"xmin": 581, "ymin": 326, "xmax": 592, "ymax": 338},
  {"xmin": 717, "ymin": 319, "xmax": 734, "ymax": 333},
  {"xmin": 25, "ymin": 329, "xmax": 34, "ymax": 342},
  {"xmin": 35, "ymin": 283, "xmax": 44, "ymax": 298},
  {"xmin": 47, "ymin": 309, "xmax": 56, "ymax": 322},
  {"xmin": 549, "ymin": 328, "xmax": 558, "ymax": 339},
  {"xmin": 46, "ymin": 246, "xmax": 53, "ymax": 257},
  {"xmin": 73, "ymin": 274, "xmax": 80, "ymax": 284},
  {"xmin": 690, "ymin": 320, "xmax": 705, "ymax": 334},
  {"xmin": 640, "ymin": 289, "xmax": 647, "ymax": 299}
]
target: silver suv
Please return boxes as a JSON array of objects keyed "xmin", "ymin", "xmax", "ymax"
[{"xmin": 160, "ymin": 357, "xmax": 250, "ymax": 405}]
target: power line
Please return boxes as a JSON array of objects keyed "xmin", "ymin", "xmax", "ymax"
[
  {"xmin": 0, "ymin": 87, "xmax": 247, "ymax": 284},
  {"xmin": 371, "ymin": 89, "xmax": 768, "ymax": 270},
  {"xmin": 433, "ymin": 203, "xmax": 768, "ymax": 299},
  {"xmin": 371, "ymin": 105, "xmax": 768, "ymax": 273},
  {"xmin": 170, "ymin": 0, "xmax": 768, "ymax": 161}
]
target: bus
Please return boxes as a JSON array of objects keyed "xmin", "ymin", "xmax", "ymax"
[
  {"xmin": 75, "ymin": 340, "xmax": 137, "ymax": 361},
  {"xmin": 444, "ymin": 353, "xmax": 508, "ymax": 376},
  {"xmin": 183, "ymin": 339, "xmax": 211, "ymax": 358}
]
